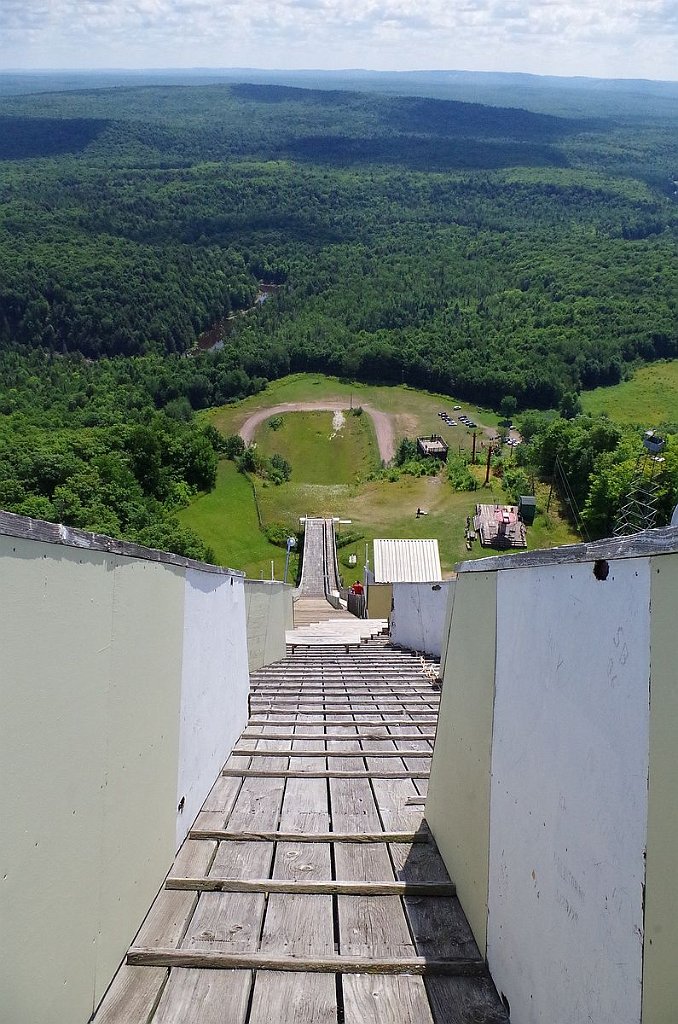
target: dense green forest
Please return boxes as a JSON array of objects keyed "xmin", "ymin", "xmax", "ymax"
[{"xmin": 0, "ymin": 77, "xmax": 676, "ymax": 553}]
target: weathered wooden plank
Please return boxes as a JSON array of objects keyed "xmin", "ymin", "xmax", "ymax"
[
  {"xmin": 191, "ymin": 809, "xmax": 233, "ymax": 833},
  {"xmin": 251, "ymin": 688, "xmax": 435, "ymax": 695},
  {"xmin": 248, "ymin": 972, "xmax": 336, "ymax": 1024},
  {"xmin": 127, "ymin": 948, "xmax": 485, "ymax": 975},
  {"xmin": 371, "ymin": 776, "xmax": 424, "ymax": 830},
  {"xmin": 251, "ymin": 680, "xmax": 435, "ymax": 686},
  {"xmin": 93, "ymin": 964, "xmax": 167, "ymax": 1024},
  {"xmin": 389, "ymin": 723, "xmax": 434, "ymax": 797},
  {"xmin": 335, "ymin": 840, "xmax": 416, "ymax": 974},
  {"xmin": 167, "ymin": 878, "xmax": 456, "ymax": 896},
  {"xmin": 328, "ymin": 729, "xmax": 423, "ymax": 983},
  {"xmin": 260, "ymin": 891, "xmax": 334, "ymax": 954},
  {"xmin": 233, "ymin": 748, "xmax": 431, "ymax": 758},
  {"xmin": 152, "ymin": 969, "xmax": 251, "ymax": 1024},
  {"xmin": 243, "ymin": 719, "xmax": 437, "ymax": 728},
  {"xmin": 404, "ymin": 896, "xmax": 479, "ymax": 960},
  {"xmin": 201, "ymin": 774, "xmax": 243, "ymax": 814},
  {"xmin": 209, "ymin": 838, "xmax": 275, "ymax": 880},
  {"xmin": 241, "ymin": 732, "xmax": 436, "ymax": 741},
  {"xmin": 135, "ymin": 890, "xmax": 198, "ymax": 949},
  {"xmin": 389, "ymin": 839, "xmax": 451, "ymax": 883},
  {"xmin": 168, "ymin": 838, "xmax": 217, "ymax": 879},
  {"xmin": 342, "ymin": 975, "xmax": 435, "ymax": 1024},
  {"xmin": 189, "ymin": 830, "xmax": 428, "ymax": 844},
  {"xmin": 221, "ymin": 768, "xmax": 430, "ymax": 779},
  {"xmin": 424, "ymin": 977, "xmax": 510, "ymax": 1024},
  {"xmin": 224, "ymin": 766, "xmax": 287, "ymax": 832},
  {"xmin": 181, "ymin": 822, "xmax": 277, "ymax": 957},
  {"xmin": 360, "ymin": 729, "xmax": 426, "ymax": 832},
  {"xmin": 250, "ymin": 706, "xmax": 436, "ymax": 716},
  {"xmin": 258, "ymin": 739, "xmax": 335, "ymax": 959},
  {"xmin": 180, "ymin": 891, "xmax": 264, "ymax": 954},
  {"xmin": 249, "ymin": 697, "xmax": 438, "ymax": 706}
]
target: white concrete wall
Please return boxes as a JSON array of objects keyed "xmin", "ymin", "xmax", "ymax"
[
  {"xmin": 489, "ymin": 559, "xmax": 650, "ymax": 1024},
  {"xmin": 426, "ymin": 571, "xmax": 496, "ymax": 952},
  {"xmin": 643, "ymin": 552, "xmax": 678, "ymax": 1024},
  {"xmin": 0, "ymin": 527, "xmax": 249, "ymax": 1024},
  {"xmin": 389, "ymin": 581, "xmax": 454, "ymax": 657},
  {"xmin": 244, "ymin": 579, "xmax": 293, "ymax": 671},
  {"xmin": 177, "ymin": 569, "xmax": 249, "ymax": 847},
  {"xmin": 427, "ymin": 532, "xmax": 678, "ymax": 1023}
]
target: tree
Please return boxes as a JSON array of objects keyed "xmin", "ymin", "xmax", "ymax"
[
  {"xmin": 559, "ymin": 391, "xmax": 582, "ymax": 420},
  {"xmin": 499, "ymin": 395, "xmax": 518, "ymax": 424}
]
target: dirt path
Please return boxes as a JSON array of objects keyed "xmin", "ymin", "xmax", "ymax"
[{"xmin": 238, "ymin": 401, "xmax": 396, "ymax": 464}]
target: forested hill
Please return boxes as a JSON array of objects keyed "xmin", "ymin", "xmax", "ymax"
[
  {"xmin": 2, "ymin": 68, "xmax": 678, "ymax": 119},
  {"xmin": 0, "ymin": 80, "xmax": 676, "ymax": 409},
  {"xmin": 0, "ymin": 77, "xmax": 676, "ymax": 556},
  {"xmin": 0, "ymin": 80, "xmax": 675, "ymax": 403}
]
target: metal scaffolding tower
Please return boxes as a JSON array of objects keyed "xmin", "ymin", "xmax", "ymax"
[{"xmin": 613, "ymin": 431, "xmax": 666, "ymax": 537}]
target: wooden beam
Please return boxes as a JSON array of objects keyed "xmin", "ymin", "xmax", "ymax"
[
  {"xmin": 250, "ymin": 689, "xmax": 437, "ymax": 696},
  {"xmin": 232, "ymin": 748, "xmax": 432, "ymax": 758},
  {"xmin": 167, "ymin": 877, "xmax": 455, "ymax": 896},
  {"xmin": 250, "ymin": 698, "xmax": 439, "ymax": 705},
  {"xmin": 244, "ymin": 719, "xmax": 436, "ymax": 728},
  {"xmin": 222, "ymin": 768, "xmax": 430, "ymax": 779},
  {"xmin": 249, "ymin": 709, "xmax": 437, "ymax": 717},
  {"xmin": 241, "ymin": 732, "xmax": 436, "ymax": 741},
  {"xmin": 127, "ymin": 948, "xmax": 483, "ymax": 976},
  {"xmin": 188, "ymin": 829, "xmax": 429, "ymax": 844}
]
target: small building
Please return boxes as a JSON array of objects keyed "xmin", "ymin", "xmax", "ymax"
[
  {"xmin": 474, "ymin": 504, "xmax": 527, "ymax": 550},
  {"xmin": 417, "ymin": 435, "xmax": 449, "ymax": 461},
  {"xmin": 519, "ymin": 495, "xmax": 537, "ymax": 525},
  {"xmin": 366, "ymin": 538, "xmax": 443, "ymax": 618}
]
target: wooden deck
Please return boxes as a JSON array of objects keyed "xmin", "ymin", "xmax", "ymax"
[{"xmin": 93, "ymin": 635, "xmax": 508, "ymax": 1024}]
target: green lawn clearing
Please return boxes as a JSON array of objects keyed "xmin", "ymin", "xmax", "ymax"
[
  {"xmin": 581, "ymin": 360, "xmax": 678, "ymax": 426},
  {"xmin": 178, "ymin": 460, "xmax": 299, "ymax": 580},
  {"xmin": 254, "ymin": 410, "xmax": 379, "ymax": 484}
]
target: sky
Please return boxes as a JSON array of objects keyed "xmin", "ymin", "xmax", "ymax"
[{"xmin": 0, "ymin": 0, "xmax": 677, "ymax": 82}]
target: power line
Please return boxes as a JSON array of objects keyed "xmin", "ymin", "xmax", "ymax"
[{"xmin": 553, "ymin": 454, "xmax": 591, "ymax": 542}]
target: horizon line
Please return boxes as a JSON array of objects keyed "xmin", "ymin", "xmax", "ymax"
[{"xmin": 1, "ymin": 66, "xmax": 677, "ymax": 87}]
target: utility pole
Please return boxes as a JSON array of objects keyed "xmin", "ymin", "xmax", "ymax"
[
  {"xmin": 484, "ymin": 445, "xmax": 493, "ymax": 486},
  {"xmin": 472, "ymin": 431, "xmax": 477, "ymax": 464},
  {"xmin": 546, "ymin": 480, "xmax": 554, "ymax": 515}
]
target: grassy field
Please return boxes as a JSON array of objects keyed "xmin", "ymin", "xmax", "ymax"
[
  {"xmin": 254, "ymin": 410, "xmax": 379, "ymax": 484},
  {"xmin": 178, "ymin": 460, "xmax": 299, "ymax": 580},
  {"xmin": 183, "ymin": 374, "xmax": 579, "ymax": 577},
  {"xmin": 581, "ymin": 360, "xmax": 678, "ymax": 426}
]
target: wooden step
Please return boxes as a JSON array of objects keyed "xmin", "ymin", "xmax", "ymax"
[{"xmin": 127, "ymin": 948, "xmax": 485, "ymax": 977}]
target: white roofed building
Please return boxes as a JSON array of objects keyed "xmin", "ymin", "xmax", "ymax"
[
  {"xmin": 367, "ymin": 538, "xmax": 443, "ymax": 618},
  {"xmin": 372, "ymin": 538, "xmax": 443, "ymax": 582}
]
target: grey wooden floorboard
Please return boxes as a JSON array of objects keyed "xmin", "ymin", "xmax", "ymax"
[
  {"xmin": 152, "ymin": 970, "xmax": 252, "ymax": 1024},
  {"xmin": 342, "ymin": 974, "xmax": 435, "ymax": 1024}
]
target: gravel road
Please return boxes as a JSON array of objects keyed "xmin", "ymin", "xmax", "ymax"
[{"xmin": 238, "ymin": 401, "xmax": 396, "ymax": 464}]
